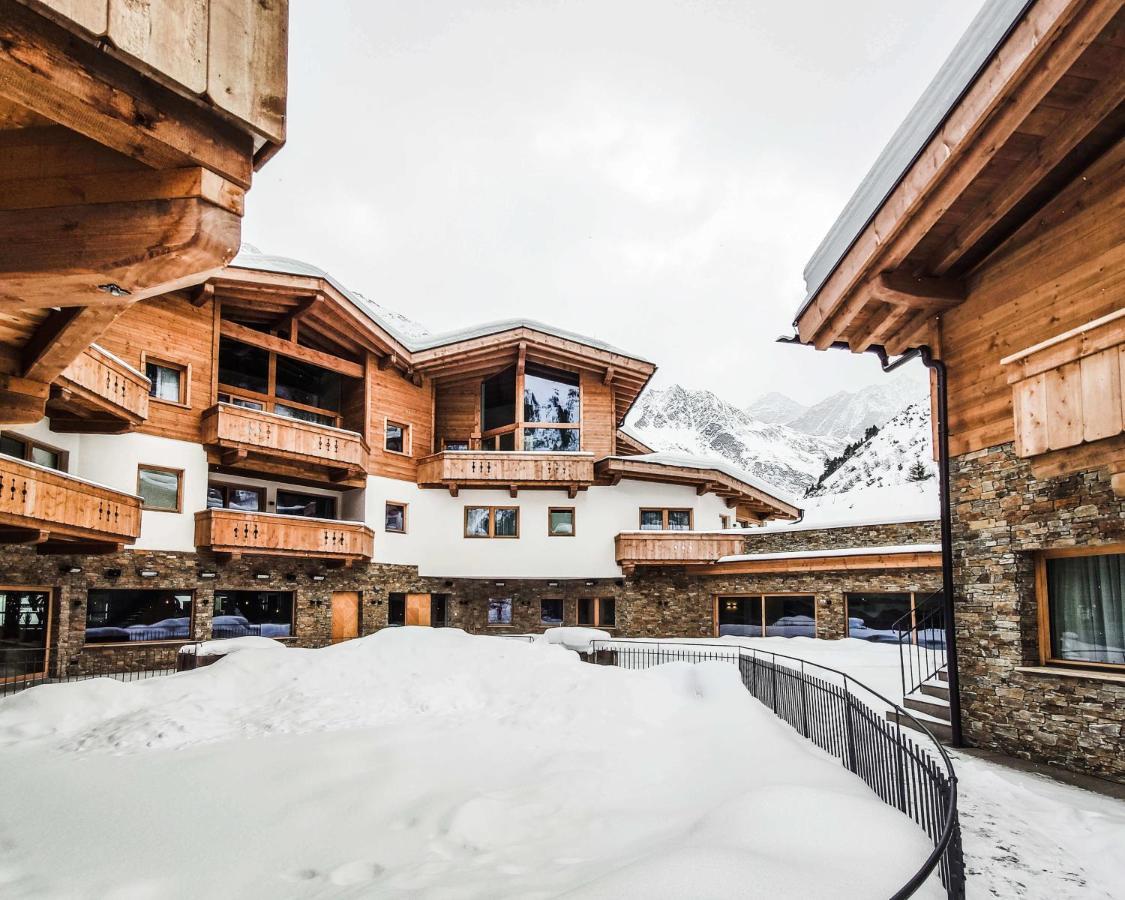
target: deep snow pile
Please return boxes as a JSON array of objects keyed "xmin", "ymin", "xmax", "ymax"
[{"xmin": 0, "ymin": 629, "xmax": 937, "ymax": 899}]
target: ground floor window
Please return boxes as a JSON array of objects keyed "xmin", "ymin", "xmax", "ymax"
[
  {"xmin": 1041, "ymin": 549, "xmax": 1125, "ymax": 667},
  {"xmin": 488, "ymin": 598, "xmax": 512, "ymax": 626},
  {"xmin": 86, "ymin": 590, "xmax": 193, "ymax": 643},
  {"xmin": 0, "ymin": 589, "xmax": 51, "ymax": 677},
  {"xmin": 576, "ymin": 598, "xmax": 615, "ymax": 628},
  {"xmin": 212, "ymin": 591, "xmax": 294, "ymax": 639},
  {"xmin": 388, "ymin": 593, "xmax": 406, "ymax": 626},
  {"xmin": 846, "ymin": 592, "xmax": 944, "ymax": 647},
  {"xmin": 431, "ymin": 594, "xmax": 449, "ymax": 628},
  {"xmin": 541, "ymin": 599, "xmax": 564, "ymax": 626},
  {"xmin": 717, "ymin": 595, "xmax": 814, "ymax": 638}
]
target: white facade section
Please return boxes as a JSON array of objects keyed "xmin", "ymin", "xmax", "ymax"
[{"xmin": 365, "ymin": 474, "xmax": 732, "ymax": 579}]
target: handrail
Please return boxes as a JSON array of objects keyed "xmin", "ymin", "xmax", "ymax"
[
  {"xmin": 588, "ymin": 638, "xmax": 964, "ymax": 900},
  {"xmin": 892, "ymin": 590, "xmax": 947, "ymax": 697}
]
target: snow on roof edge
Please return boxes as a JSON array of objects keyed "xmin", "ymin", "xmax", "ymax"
[
  {"xmin": 609, "ymin": 451, "xmax": 803, "ymax": 511},
  {"xmin": 718, "ymin": 543, "xmax": 942, "ymax": 563},
  {"xmin": 748, "ymin": 509, "xmax": 939, "ymax": 535}
]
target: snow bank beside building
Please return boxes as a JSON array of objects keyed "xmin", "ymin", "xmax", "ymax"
[{"xmin": 0, "ymin": 629, "xmax": 937, "ymax": 899}]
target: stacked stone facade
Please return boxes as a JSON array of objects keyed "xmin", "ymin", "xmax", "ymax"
[
  {"xmin": 951, "ymin": 442, "xmax": 1125, "ymax": 781},
  {"xmin": 742, "ymin": 519, "xmax": 939, "ymax": 553}
]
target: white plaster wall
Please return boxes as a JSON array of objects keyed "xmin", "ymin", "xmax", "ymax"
[
  {"xmin": 365, "ymin": 474, "xmax": 733, "ymax": 578},
  {"xmin": 4, "ymin": 419, "xmax": 84, "ymax": 470}
]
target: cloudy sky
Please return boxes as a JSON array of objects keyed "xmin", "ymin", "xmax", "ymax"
[{"xmin": 243, "ymin": 0, "xmax": 985, "ymax": 406}]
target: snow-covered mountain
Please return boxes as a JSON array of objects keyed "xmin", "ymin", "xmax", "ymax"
[
  {"xmin": 784, "ymin": 380, "xmax": 926, "ymax": 442},
  {"xmin": 625, "ymin": 385, "xmax": 844, "ymax": 497},
  {"xmin": 745, "ymin": 391, "xmax": 809, "ymax": 426},
  {"xmin": 805, "ymin": 401, "xmax": 935, "ymax": 497}
]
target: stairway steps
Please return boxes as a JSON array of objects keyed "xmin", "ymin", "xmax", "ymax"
[
  {"xmin": 904, "ymin": 694, "xmax": 951, "ymax": 722},
  {"xmin": 920, "ymin": 682, "xmax": 950, "ymax": 702},
  {"xmin": 886, "ymin": 709, "xmax": 954, "ymax": 744},
  {"xmin": 937, "ymin": 669, "xmax": 949, "ymax": 683}
]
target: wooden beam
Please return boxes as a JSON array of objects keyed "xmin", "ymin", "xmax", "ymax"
[
  {"xmin": 446, "ymin": 482, "xmax": 459, "ymax": 497},
  {"xmin": 851, "ymin": 303, "xmax": 915, "ymax": 354},
  {"xmin": 378, "ymin": 353, "xmax": 398, "ymax": 371},
  {"xmin": 883, "ymin": 309, "xmax": 938, "ymax": 357},
  {"xmin": 275, "ymin": 294, "xmax": 322, "ymax": 334},
  {"xmin": 603, "ymin": 366, "xmax": 615, "ymax": 386},
  {"xmin": 219, "ymin": 320, "xmax": 364, "ymax": 378},
  {"xmin": 869, "ymin": 272, "xmax": 966, "ymax": 308},
  {"xmin": 22, "ymin": 304, "xmax": 131, "ymax": 384},
  {"xmin": 190, "ymin": 282, "xmax": 215, "ymax": 308}
]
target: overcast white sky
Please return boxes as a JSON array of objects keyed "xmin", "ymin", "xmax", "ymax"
[{"xmin": 243, "ymin": 0, "xmax": 985, "ymax": 406}]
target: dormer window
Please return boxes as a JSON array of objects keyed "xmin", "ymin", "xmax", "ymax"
[{"xmin": 522, "ymin": 363, "xmax": 579, "ymax": 451}]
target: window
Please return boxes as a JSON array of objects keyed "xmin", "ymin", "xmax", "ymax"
[
  {"xmin": 1040, "ymin": 549, "xmax": 1125, "ymax": 667},
  {"xmin": 488, "ymin": 598, "xmax": 512, "ymax": 626},
  {"xmin": 444, "ymin": 439, "xmax": 470, "ymax": 451},
  {"xmin": 276, "ymin": 491, "xmax": 336, "ymax": 519},
  {"xmin": 218, "ymin": 338, "xmax": 269, "ymax": 395},
  {"xmin": 137, "ymin": 465, "xmax": 182, "ymax": 512},
  {"xmin": 217, "ymin": 337, "xmax": 343, "ymax": 427},
  {"xmin": 275, "ymin": 355, "xmax": 341, "ymax": 412},
  {"xmin": 385, "ymin": 421, "xmax": 410, "ymax": 455},
  {"xmin": 274, "ymin": 403, "xmax": 335, "ymax": 427},
  {"xmin": 523, "ymin": 363, "xmax": 580, "ymax": 451},
  {"xmin": 639, "ymin": 508, "xmax": 693, "ymax": 530},
  {"xmin": 86, "ymin": 590, "xmax": 193, "ymax": 643},
  {"xmin": 541, "ymin": 598, "xmax": 564, "ymax": 626},
  {"xmin": 216, "ymin": 392, "xmax": 265, "ymax": 411},
  {"xmin": 388, "ymin": 592, "xmax": 406, "ymax": 626},
  {"xmin": 431, "ymin": 594, "xmax": 449, "ymax": 628},
  {"xmin": 482, "ymin": 366, "xmax": 517, "ymax": 432},
  {"xmin": 846, "ymin": 593, "xmax": 914, "ymax": 643},
  {"xmin": 577, "ymin": 598, "xmax": 615, "ymax": 628},
  {"xmin": 0, "ymin": 432, "xmax": 66, "ymax": 471},
  {"xmin": 480, "ymin": 432, "xmax": 515, "ymax": 451},
  {"xmin": 720, "ymin": 515, "xmax": 731, "ymax": 529},
  {"xmin": 145, "ymin": 358, "xmax": 185, "ymax": 404},
  {"xmin": 465, "ymin": 506, "xmax": 519, "ymax": 538},
  {"xmin": 524, "ymin": 427, "xmax": 580, "ymax": 452},
  {"xmin": 385, "ymin": 502, "xmax": 407, "ymax": 533},
  {"xmin": 716, "ymin": 595, "xmax": 815, "ymax": 638},
  {"xmin": 0, "ymin": 589, "xmax": 51, "ymax": 676},
  {"xmin": 206, "ymin": 483, "xmax": 263, "ymax": 512},
  {"xmin": 548, "ymin": 507, "xmax": 575, "ymax": 536},
  {"xmin": 212, "ymin": 590, "xmax": 294, "ymax": 639}
]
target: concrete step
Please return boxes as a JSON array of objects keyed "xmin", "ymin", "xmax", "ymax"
[
  {"xmin": 886, "ymin": 709, "xmax": 954, "ymax": 744},
  {"xmin": 937, "ymin": 668, "xmax": 949, "ymax": 683},
  {"xmin": 904, "ymin": 694, "xmax": 952, "ymax": 722},
  {"xmin": 920, "ymin": 682, "xmax": 950, "ymax": 702}
]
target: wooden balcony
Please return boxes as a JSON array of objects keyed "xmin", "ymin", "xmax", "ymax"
[
  {"xmin": 615, "ymin": 531, "xmax": 747, "ymax": 575},
  {"xmin": 417, "ymin": 451, "xmax": 595, "ymax": 496},
  {"xmin": 1001, "ymin": 309, "xmax": 1125, "ymax": 494},
  {"xmin": 195, "ymin": 509, "xmax": 374, "ymax": 565},
  {"xmin": 202, "ymin": 404, "xmax": 368, "ymax": 486},
  {"xmin": 0, "ymin": 456, "xmax": 141, "ymax": 553},
  {"xmin": 48, "ymin": 345, "xmax": 150, "ymax": 433}
]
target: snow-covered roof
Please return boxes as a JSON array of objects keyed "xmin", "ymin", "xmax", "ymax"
[
  {"xmin": 229, "ymin": 248, "xmax": 650, "ymax": 363},
  {"xmin": 798, "ymin": 0, "xmax": 1030, "ymax": 308},
  {"xmin": 756, "ymin": 482, "xmax": 937, "ymax": 533},
  {"xmin": 611, "ymin": 451, "xmax": 803, "ymax": 511},
  {"xmin": 718, "ymin": 544, "xmax": 941, "ymax": 564}
]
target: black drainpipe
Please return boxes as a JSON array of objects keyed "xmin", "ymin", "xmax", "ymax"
[{"xmin": 776, "ymin": 335, "xmax": 963, "ymax": 747}]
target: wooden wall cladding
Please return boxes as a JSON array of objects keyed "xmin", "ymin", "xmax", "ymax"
[
  {"xmin": 580, "ymin": 371, "xmax": 615, "ymax": 458},
  {"xmin": 97, "ymin": 294, "xmax": 215, "ymax": 443},
  {"xmin": 941, "ymin": 138, "xmax": 1125, "ymax": 458},
  {"xmin": 434, "ymin": 374, "xmax": 481, "ymax": 447},
  {"xmin": 368, "ymin": 365, "xmax": 433, "ymax": 481}
]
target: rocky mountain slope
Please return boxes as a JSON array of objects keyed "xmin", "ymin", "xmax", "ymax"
[{"xmin": 783, "ymin": 379, "xmax": 925, "ymax": 442}]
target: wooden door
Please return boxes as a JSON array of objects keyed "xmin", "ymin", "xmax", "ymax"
[
  {"xmin": 405, "ymin": 593, "xmax": 431, "ymax": 626},
  {"xmin": 331, "ymin": 591, "xmax": 360, "ymax": 642}
]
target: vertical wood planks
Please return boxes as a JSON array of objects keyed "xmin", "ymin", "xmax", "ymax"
[
  {"xmin": 1012, "ymin": 374, "xmax": 1048, "ymax": 457},
  {"xmin": 108, "ymin": 0, "xmax": 209, "ymax": 94},
  {"xmin": 1080, "ymin": 347, "xmax": 1122, "ymax": 442},
  {"xmin": 1044, "ymin": 361, "xmax": 1082, "ymax": 450}
]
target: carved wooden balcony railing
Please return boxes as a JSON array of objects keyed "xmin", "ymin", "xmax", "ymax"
[
  {"xmin": 195, "ymin": 509, "xmax": 374, "ymax": 564},
  {"xmin": 0, "ymin": 456, "xmax": 141, "ymax": 553},
  {"xmin": 1001, "ymin": 309, "xmax": 1125, "ymax": 494},
  {"xmin": 50, "ymin": 344, "xmax": 150, "ymax": 433},
  {"xmin": 416, "ymin": 451, "xmax": 596, "ymax": 496},
  {"xmin": 614, "ymin": 531, "xmax": 747, "ymax": 575},
  {"xmin": 202, "ymin": 403, "xmax": 368, "ymax": 486}
]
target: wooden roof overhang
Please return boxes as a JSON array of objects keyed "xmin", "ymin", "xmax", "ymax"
[
  {"xmin": 616, "ymin": 429, "xmax": 655, "ymax": 456},
  {"xmin": 684, "ymin": 548, "xmax": 943, "ymax": 576},
  {"xmin": 793, "ymin": 1, "xmax": 1125, "ymax": 357},
  {"xmin": 412, "ymin": 327, "xmax": 656, "ymax": 426},
  {"xmin": 595, "ymin": 457, "xmax": 801, "ymax": 522}
]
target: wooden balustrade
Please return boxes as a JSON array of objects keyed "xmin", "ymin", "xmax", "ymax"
[
  {"xmin": 202, "ymin": 404, "xmax": 368, "ymax": 484},
  {"xmin": 417, "ymin": 451, "xmax": 595, "ymax": 495},
  {"xmin": 52, "ymin": 344, "xmax": 150, "ymax": 432},
  {"xmin": 195, "ymin": 509, "xmax": 374, "ymax": 564},
  {"xmin": 0, "ymin": 456, "xmax": 141, "ymax": 552},
  {"xmin": 614, "ymin": 531, "xmax": 747, "ymax": 574},
  {"xmin": 1001, "ymin": 310, "xmax": 1125, "ymax": 493}
]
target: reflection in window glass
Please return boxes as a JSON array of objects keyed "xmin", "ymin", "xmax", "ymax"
[
  {"xmin": 138, "ymin": 466, "xmax": 179, "ymax": 510},
  {"xmin": 28, "ymin": 445, "xmax": 60, "ymax": 470},
  {"xmin": 667, "ymin": 510, "xmax": 691, "ymax": 531},
  {"xmin": 444, "ymin": 440, "xmax": 470, "ymax": 451},
  {"xmin": 465, "ymin": 507, "xmax": 490, "ymax": 537},
  {"xmin": 275, "ymin": 403, "xmax": 335, "ymax": 426},
  {"xmin": 599, "ymin": 598, "xmax": 616, "ymax": 627},
  {"xmin": 218, "ymin": 338, "xmax": 268, "ymax": 395},
  {"xmin": 276, "ymin": 491, "xmax": 336, "ymax": 519},
  {"xmin": 523, "ymin": 364, "xmax": 580, "ymax": 424},
  {"xmin": 717, "ymin": 597, "xmax": 762, "ymax": 637},
  {"xmin": 0, "ymin": 590, "xmax": 51, "ymax": 676},
  {"xmin": 212, "ymin": 591, "xmax": 293, "ymax": 639},
  {"xmin": 639, "ymin": 510, "xmax": 664, "ymax": 530},
  {"xmin": 1047, "ymin": 553, "xmax": 1125, "ymax": 665},
  {"xmin": 206, "ymin": 484, "xmax": 262, "ymax": 511},
  {"xmin": 86, "ymin": 590, "xmax": 192, "ymax": 643},
  {"xmin": 488, "ymin": 598, "xmax": 512, "ymax": 625},
  {"xmin": 218, "ymin": 393, "xmax": 265, "ymax": 410},
  {"xmin": 541, "ymin": 599, "xmax": 563, "ymax": 626},
  {"xmin": 0, "ymin": 435, "xmax": 26, "ymax": 461},
  {"xmin": 494, "ymin": 508, "xmax": 518, "ymax": 537},
  {"xmin": 577, "ymin": 598, "xmax": 595, "ymax": 625},
  {"xmin": 523, "ymin": 427, "xmax": 580, "ymax": 452},
  {"xmin": 764, "ymin": 596, "xmax": 815, "ymax": 638},
  {"xmin": 385, "ymin": 422, "xmax": 407, "ymax": 453},
  {"xmin": 275, "ymin": 355, "xmax": 340, "ymax": 411},
  {"xmin": 846, "ymin": 593, "xmax": 913, "ymax": 643},
  {"xmin": 548, "ymin": 508, "xmax": 575, "ymax": 536},
  {"xmin": 146, "ymin": 362, "xmax": 182, "ymax": 402},
  {"xmin": 385, "ymin": 502, "xmax": 406, "ymax": 533},
  {"xmin": 482, "ymin": 366, "xmax": 517, "ymax": 432}
]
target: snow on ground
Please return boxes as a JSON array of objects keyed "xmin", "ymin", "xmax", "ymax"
[{"xmin": 0, "ymin": 629, "xmax": 936, "ymax": 900}]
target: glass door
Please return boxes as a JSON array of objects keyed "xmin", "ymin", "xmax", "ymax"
[{"xmin": 0, "ymin": 589, "xmax": 51, "ymax": 679}]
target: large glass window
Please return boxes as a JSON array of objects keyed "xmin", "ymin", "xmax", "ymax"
[
  {"xmin": 482, "ymin": 366, "xmax": 517, "ymax": 432},
  {"xmin": 523, "ymin": 364, "xmax": 580, "ymax": 424},
  {"xmin": 488, "ymin": 598, "xmax": 512, "ymax": 626},
  {"xmin": 207, "ymin": 483, "xmax": 263, "ymax": 511},
  {"xmin": 523, "ymin": 427, "xmax": 580, "ymax": 452},
  {"xmin": 846, "ymin": 593, "xmax": 913, "ymax": 643},
  {"xmin": 218, "ymin": 338, "xmax": 269, "ymax": 395},
  {"xmin": 277, "ymin": 491, "xmax": 336, "ymax": 519},
  {"xmin": 86, "ymin": 590, "xmax": 193, "ymax": 643},
  {"xmin": 541, "ymin": 599, "xmax": 563, "ymax": 626},
  {"xmin": 138, "ymin": 465, "xmax": 181, "ymax": 512},
  {"xmin": 577, "ymin": 598, "xmax": 614, "ymax": 627},
  {"xmin": 764, "ymin": 596, "xmax": 815, "ymax": 638},
  {"xmin": 717, "ymin": 596, "xmax": 762, "ymax": 637},
  {"xmin": 275, "ymin": 355, "xmax": 340, "ymax": 412},
  {"xmin": 0, "ymin": 590, "xmax": 51, "ymax": 675},
  {"xmin": 465, "ymin": 506, "xmax": 519, "ymax": 538},
  {"xmin": 274, "ymin": 403, "xmax": 335, "ymax": 427},
  {"xmin": 212, "ymin": 591, "xmax": 294, "ymax": 639},
  {"xmin": 1045, "ymin": 552, "xmax": 1125, "ymax": 666}
]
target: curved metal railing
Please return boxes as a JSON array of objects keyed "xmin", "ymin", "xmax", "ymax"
[{"xmin": 588, "ymin": 639, "xmax": 965, "ymax": 900}]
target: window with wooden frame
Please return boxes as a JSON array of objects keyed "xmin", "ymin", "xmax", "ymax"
[
  {"xmin": 540, "ymin": 598, "xmax": 564, "ymax": 626},
  {"xmin": 715, "ymin": 595, "xmax": 816, "ymax": 638},
  {"xmin": 443, "ymin": 439, "xmax": 470, "ymax": 451},
  {"xmin": 478, "ymin": 360, "xmax": 583, "ymax": 453},
  {"xmin": 0, "ymin": 432, "xmax": 68, "ymax": 472},
  {"xmin": 385, "ymin": 420, "xmax": 411, "ymax": 455},
  {"xmin": 1036, "ymin": 545, "xmax": 1125, "ymax": 670},
  {"xmin": 639, "ymin": 508, "xmax": 693, "ymax": 531},
  {"xmin": 86, "ymin": 589, "xmax": 193, "ymax": 644},
  {"xmin": 143, "ymin": 354, "xmax": 189, "ymax": 406},
  {"xmin": 276, "ymin": 490, "xmax": 337, "ymax": 519},
  {"xmin": 576, "ymin": 597, "xmax": 616, "ymax": 628},
  {"xmin": 137, "ymin": 465, "xmax": 183, "ymax": 512},
  {"xmin": 206, "ymin": 482, "xmax": 264, "ymax": 512},
  {"xmin": 464, "ymin": 506, "xmax": 519, "ymax": 538},
  {"xmin": 216, "ymin": 336, "xmax": 343, "ymax": 427},
  {"xmin": 385, "ymin": 501, "xmax": 408, "ymax": 534},
  {"xmin": 548, "ymin": 507, "xmax": 575, "ymax": 536}
]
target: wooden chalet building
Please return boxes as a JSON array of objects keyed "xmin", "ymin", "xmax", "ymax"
[{"xmin": 790, "ymin": 0, "xmax": 1125, "ymax": 779}]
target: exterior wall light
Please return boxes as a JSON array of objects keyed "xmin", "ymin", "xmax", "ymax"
[
  {"xmin": 311, "ymin": 574, "xmax": 325, "ymax": 582},
  {"xmin": 199, "ymin": 571, "xmax": 217, "ymax": 579},
  {"xmin": 255, "ymin": 573, "xmax": 270, "ymax": 580},
  {"xmin": 139, "ymin": 570, "xmax": 158, "ymax": 578},
  {"xmin": 59, "ymin": 565, "xmax": 82, "ymax": 575}
]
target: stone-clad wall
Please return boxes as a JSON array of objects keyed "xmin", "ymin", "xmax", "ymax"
[
  {"xmin": 741, "ymin": 519, "xmax": 939, "ymax": 554},
  {"xmin": 951, "ymin": 442, "xmax": 1125, "ymax": 781}
]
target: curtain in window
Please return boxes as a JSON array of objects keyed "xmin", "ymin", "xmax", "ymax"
[{"xmin": 1048, "ymin": 554, "xmax": 1125, "ymax": 664}]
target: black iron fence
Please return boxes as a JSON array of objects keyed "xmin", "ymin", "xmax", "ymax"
[
  {"xmin": 589, "ymin": 639, "xmax": 965, "ymax": 900},
  {"xmin": 0, "ymin": 644, "xmax": 203, "ymax": 698},
  {"xmin": 894, "ymin": 591, "xmax": 948, "ymax": 697}
]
